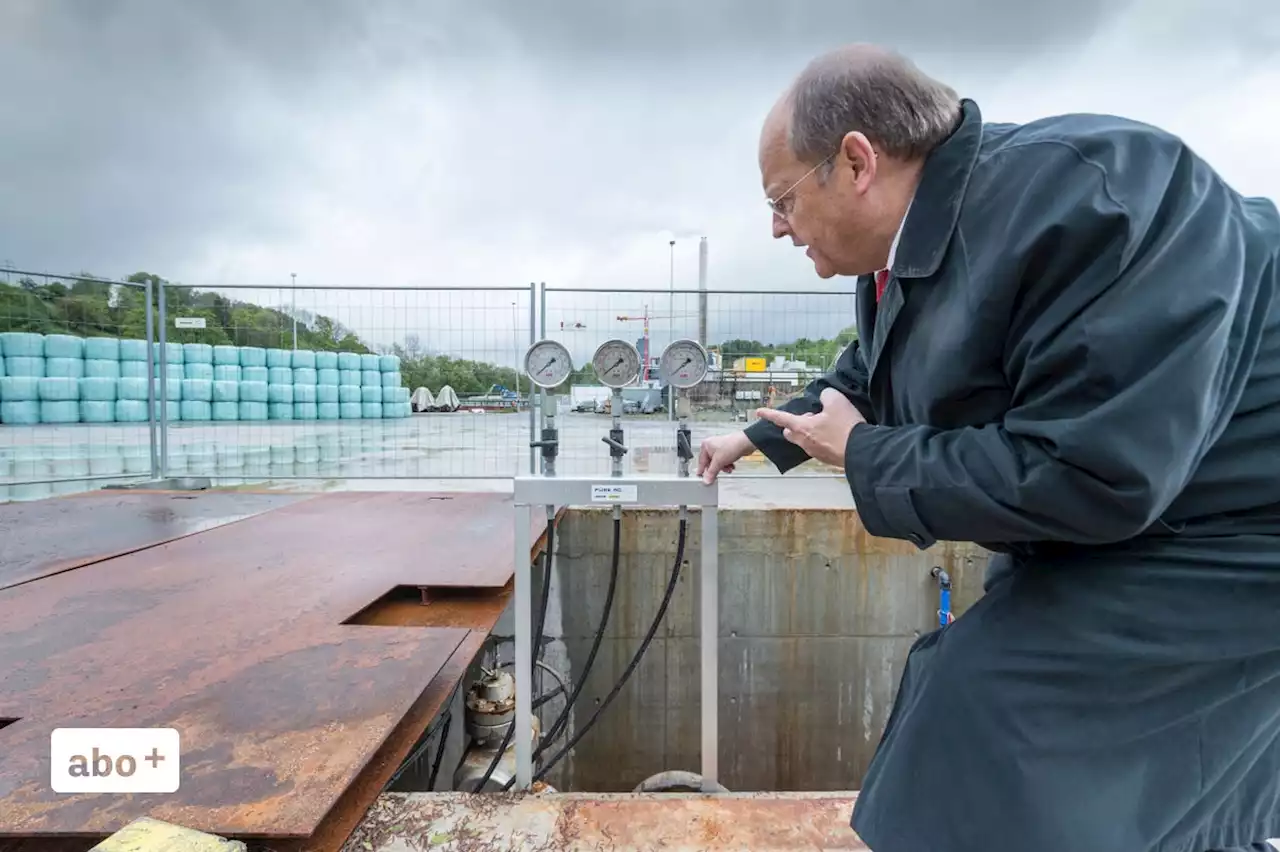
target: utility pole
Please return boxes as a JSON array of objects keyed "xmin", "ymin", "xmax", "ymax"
[
  {"xmin": 290, "ymin": 272, "xmax": 297, "ymax": 349},
  {"xmin": 668, "ymin": 239, "xmax": 676, "ymax": 420}
]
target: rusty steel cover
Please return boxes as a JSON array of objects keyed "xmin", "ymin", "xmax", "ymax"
[
  {"xmin": 0, "ymin": 491, "xmax": 312, "ymax": 591},
  {"xmin": 0, "ymin": 491, "xmax": 535, "ymax": 838}
]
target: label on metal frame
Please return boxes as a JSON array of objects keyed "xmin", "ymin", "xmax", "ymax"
[
  {"xmin": 590, "ymin": 484, "xmax": 638, "ymax": 503},
  {"xmin": 174, "ymin": 317, "xmax": 206, "ymax": 329}
]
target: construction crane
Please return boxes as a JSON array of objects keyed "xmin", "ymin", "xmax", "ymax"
[{"xmin": 615, "ymin": 305, "xmax": 699, "ymax": 382}]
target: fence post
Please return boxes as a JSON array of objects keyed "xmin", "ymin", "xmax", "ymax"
[
  {"xmin": 528, "ymin": 281, "xmax": 537, "ymax": 475},
  {"xmin": 158, "ymin": 283, "xmax": 169, "ymax": 479},
  {"xmin": 144, "ymin": 280, "xmax": 159, "ymax": 480}
]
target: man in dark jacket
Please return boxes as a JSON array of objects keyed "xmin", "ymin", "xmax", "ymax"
[{"xmin": 698, "ymin": 44, "xmax": 1280, "ymax": 852}]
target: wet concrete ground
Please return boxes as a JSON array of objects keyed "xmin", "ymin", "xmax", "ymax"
[{"xmin": 0, "ymin": 411, "xmax": 851, "ymax": 506}]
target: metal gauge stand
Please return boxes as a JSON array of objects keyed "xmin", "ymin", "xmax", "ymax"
[{"xmin": 510, "ymin": 338, "xmax": 720, "ymax": 791}]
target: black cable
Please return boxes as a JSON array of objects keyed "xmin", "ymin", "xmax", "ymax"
[
  {"xmin": 426, "ymin": 712, "xmax": 452, "ymax": 790},
  {"xmin": 537, "ymin": 513, "xmax": 620, "ymax": 753},
  {"xmin": 514, "ymin": 516, "xmax": 688, "ymax": 787},
  {"xmin": 472, "ymin": 516, "xmax": 555, "ymax": 791}
]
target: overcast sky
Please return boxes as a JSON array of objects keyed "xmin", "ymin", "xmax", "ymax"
[{"xmin": 1, "ymin": 0, "xmax": 1277, "ymax": 365}]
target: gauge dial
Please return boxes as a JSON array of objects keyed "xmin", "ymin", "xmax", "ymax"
[
  {"xmin": 660, "ymin": 339, "xmax": 709, "ymax": 389},
  {"xmin": 591, "ymin": 339, "xmax": 641, "ymax": 389},
  {"xmin": 524, "ymin": 339, "xmax": 573, "ymax": 388}
]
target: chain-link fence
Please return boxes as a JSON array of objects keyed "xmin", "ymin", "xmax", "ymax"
[
  {"xmin": 150, "ymin": 281, "xmax": 538, "ymax": 482},
  {"xmin": 0, "ymin": 269, "xmax": 161, "ymax": 501},
  {"xmin": 0, "ymin": 272, "xmax": 856, "ymax": 498},
  {"xmin": 542, "ymin": 285, "xmax": 857, "ymax": 478}
]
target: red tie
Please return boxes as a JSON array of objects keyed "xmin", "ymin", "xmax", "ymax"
[{"xmin": 875, "ymin": 269, "xmax": 889, "ymax": 303}]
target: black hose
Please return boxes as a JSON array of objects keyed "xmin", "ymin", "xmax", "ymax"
[
  {"xmin": 472, "ymin": 516, "xmax": 555, "ymax": 791},
  {"xmin": 525, "ymin": 516, "xmax": 688, "ymax": 786},
  {"xmin": 426, "ymin": 712, "xmax": 452, "ymax": 790},
  {"xmin": 537, "ymin": 513, "xmax": 620, "ymax": 752}
]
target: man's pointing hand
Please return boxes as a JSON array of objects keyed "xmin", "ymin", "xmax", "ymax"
[{"xmin": 754, "ymin": 387, "xmax": 866, "ymax": 470}]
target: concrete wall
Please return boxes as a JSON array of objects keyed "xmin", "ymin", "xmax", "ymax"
[{"xmin": 531, "ymin": 506, "xmax": 988, "ymax": 793}]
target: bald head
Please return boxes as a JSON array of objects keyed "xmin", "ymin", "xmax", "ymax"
[{"xmin": 779, "ymin": 43, "xmax": 960, "ymax": 166}]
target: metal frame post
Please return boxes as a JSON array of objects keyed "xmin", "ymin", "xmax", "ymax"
[
  {"xmin": 528, "ymin": 282, "xmax": 537, "ymax": 475},
  {"xmin": 513, "ymin": 500, "xmax": 534, "ymax": 789},
  {"xmin": 157, "ymin": 282, "xmax": 169, "ymax": 478},
  {"xmin": 143, "ymin": 281, "xmax": 159, "ymax": 479},
  {"xmin": 510, "ymin": 475, "xmax": 718, "ymax": 791}
]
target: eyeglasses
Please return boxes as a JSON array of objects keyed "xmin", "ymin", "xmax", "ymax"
[{"xmin": 766, "ymin": 152, "xmax": 836, "ymax": 218}]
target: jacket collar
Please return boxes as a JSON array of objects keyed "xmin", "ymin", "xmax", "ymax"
[{"xmin": 892, "ymin": 98, "xmax": 983, "ymax": 279}]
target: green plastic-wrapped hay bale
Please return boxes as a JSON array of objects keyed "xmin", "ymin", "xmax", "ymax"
[
  {"xmin": 6, "ymin": 356, "xmax": 45, "ymax": 378},
  {"xmin": 339, "ymin": 401, "xmax": 362, "ymax": 419},
  {"xmin": 115, "ymin": 399, "xmax": 148, "ymax": 422},
  {"xmin": 293, "ymin": 383, "xmax": 317, "ymax": 403},
  {"xmin": 44, "ymin": 334, "xmax": 83, "ymax": 359},
  {"xmin": 211, "ymin": 401, "xmax": 239, "ymax": 421},
  {"xmin": 181, "ymin": 379, "xmax": 213, "ymax": 402},
  {"xmin": 360, "ymin": 386, "xmax": 383, "ymax": 404},
  {"xmin": 339, "ymin": 369, "xmax": 360, "ymax": 386},
  {"xmin": 0, "ymin": 332, "xmax": 43, "ymax": 358},
  {"xmin": 239, "ymin": 346, "xmax": 267, "ymax": 367},
  {"xmin": 85, "ymin": 359, "xmax": 121, "ymax": 379},
  {"xmin": 268, "ymin": 366, "xmax": 292, "ymax": 385},
  {"xmin": 317, "ymin": 385, "xmax": 339, "ymax": 403},
  {"xmin": 0, "ymin": 400, "xmax": 40, "ymax": 424},
  {"xmin": 212, "ymin": 380, "xmax": 239, "ymax": 403},
  {"xmin": 118, "ymin": 378, "xmax": 149, "ymax": 401},
  {"xmin": 184, "ymin": 362, "xmax": 215, "ymax": 381},
  {"xmin": 240, "ymin": 381, "xmax": 268, "ymax": 403},
  {"xmin": 338, "ymin": 384, "xmax": 360, "ymax": 403},
  {"xmin": 183, "ymin": 343, "xmax": 213, "ymax": 364},
  {"xmin": 337, "ymin": 352, "xmax": 361, "ymax": 371},
  {"xmin": 154, "ymin": 342, "xmax": 185, "ymax": 364},
  {"xmin": 381, "ymin": 371, "xmax": 403, "ymax": 389},
  {"xmin": 360, "ymin": 370, "xmax": 380, "ymax": 387},
  {"xmin": 120, "ymin": 361, "xmax": 147, "ymax": 379},
  {"xmin": 266, "ymin": 348, "xmax": 291, "ymax": 368},
  {"xmin": 40, "ymin": 400, "xmax": 80, "ymax": 423},
  {"xmin": 315, "ymin": 351, "xmax": 338, "ymax": 370},
  {"xmin": 317, "ymin": 368, "xmax": 339, "ymax": 386},
  {"xmin": 293, "ymin": 367, "xmax": 317, "ymax": 385},
  {"xmin": 268, "ymin": 402, "xmax": 294, "ymax": 420},
  {"xmin": 39, "ymin": 377, "xmax": 80, "ymax": 401},
  {"xmin": 0, "ymin": 377, "xmax": 39, "ymax": 401},
  {"xmin": 213, "ymin": 345, "xmax": 239, "ymax": 365},
  {"xmin": 180, "ymin": 400, "xmax": 212, "ymax": 421},
  {"xmin": 386, "ymin": 386, "xmax": 411, "ymax": 404},
  {"xmin": 241, "ymin": 366, "xmax": 269, "ymax": 384},
  {"xmin": 239, "ymin": 401, "xmax": 268, "ymax": 421},
  {"xmin": 293, "ymin": 402, "xmax": 318, "ymax": 420},
  {"xmin": 359, "ymin": 353, "xmax": 380, "ymax": 371},
  {"xmin": 379, "ymin": 354, "xmax": 401, "ymax": 372},
  {"xmin": 214, "ymin": 365, "xmax": 240, "ymax": 382},
  {"xmin": 119, "ymin": 339, "xmax": 148, "ymax": 362},
  {"xmin": 267, "ymin": 384, "xmax": 294, "ymax": 404},
  {"xmin": 361, "ymin": 401, "xmax": 383, "ymax": 418},
  {"xmin": 84, "ymin": 337, "xmax": 120, "ymax": 361},
  {"xmin": 382, "ymin": 401, "xmax": 411, "ymax": 419},
  {"xmin": 80, "ymin": 377, "xmax": 118, "ymax": 401},
  {"xmin": 46, "ymin": 357, "xmax": 84, "ymax": 379},
  {"xmin": 80, "ymin": 400, "xmax": 116, "ymax": 423},
  {"xmin": 317, "ymin": 402, "xmax": 340, "ymax": 420},
  {"xmin": 291, "ymin": 349, "xmax": 316, "ymax": 369}
]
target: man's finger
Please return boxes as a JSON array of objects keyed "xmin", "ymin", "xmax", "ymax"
[{"xmin": 755, "ymin": 408, "xmax": 802, "ymax": 430}]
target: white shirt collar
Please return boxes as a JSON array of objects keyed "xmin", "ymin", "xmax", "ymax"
[{"xmin": 885, "ymin": 199, "xmax": 912, "ymax": 271}]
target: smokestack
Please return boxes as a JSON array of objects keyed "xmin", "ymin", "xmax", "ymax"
[{"xmin": 697, "ymin": 236, "xmax": 708, "ymax": 345}]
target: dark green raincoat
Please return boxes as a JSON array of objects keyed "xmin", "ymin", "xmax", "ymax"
[{"xmin": 744, "ymin": 99, "xmax": 1280, "ymax": 852}]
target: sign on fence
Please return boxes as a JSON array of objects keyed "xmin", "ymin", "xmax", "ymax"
[{"xmin": 174, "ymin": 317, "xmax": 206, "ymax": 329}]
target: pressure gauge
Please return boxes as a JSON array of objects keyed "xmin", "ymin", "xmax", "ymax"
[
  {"xmin": 524, "ymin": 339, "xmax": 573, "ymax": 389},
  {"xmin": 591, "ymin": 339, "xmax": 642, "ymax": 389},
  {"xmin": 660, "ymin": 339, "xmax": 709, "ymax": 389}
]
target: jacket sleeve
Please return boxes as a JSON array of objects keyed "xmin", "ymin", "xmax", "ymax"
[
  {"xmin": 846, "ymin": 141, "xmax": 1265, "ymax": 548},
  {"xmin": 743, "ymin": 337, "xmax": 875, "ymax": 474}
]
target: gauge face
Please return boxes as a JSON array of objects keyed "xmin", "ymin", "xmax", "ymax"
[
  {"xmin": 591, "ymin": 339, "xmax": 641, "ymax": 389},
  {"xmin": 523, "ymin": 339, "xmax": 573, "ymax": 388},
  {"xmin": 660, "ymin": 339, "xmax": 709, "ymax": 389}
]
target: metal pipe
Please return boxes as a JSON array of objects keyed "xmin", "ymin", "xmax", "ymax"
[
  {"xmin": 157, "ymin": 282, "xmax": 169, "ymax": 479},
  {"xmin": 698, "ymin": 237, "xmax": 709, "ymax": 346},
  {"xmin": 290, "ymin": 272, "xmax": 297, "ymax": 350},
  {"xmin": 528, "ymin": 282, "xmax": 537, "ymax": 476},
  {"xmin": 143, "ymin": 280, "xmax": 159, "ymax": 479},
  {"xmin": 513, "ymin": 501, "xmax": 533, "ymax": 789},
  {"xmin": 542, "ymin": 286, "xmax": 855, "ymax": 296},
  {"xmin": 700, "ymin": 502, "xmax": 719, "ymax": 788}
]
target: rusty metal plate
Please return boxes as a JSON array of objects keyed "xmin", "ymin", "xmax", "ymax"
[
  {"xmin": 0, "ymin": 491, "xmax": 312, "ymax": 591},
  {"xmin": 0, "ymin": 491, "xmax": 542, "ymax": 838},
  {"xmin": 343, "ymin": 792, "xmax": 867, "ymax": 851}
]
